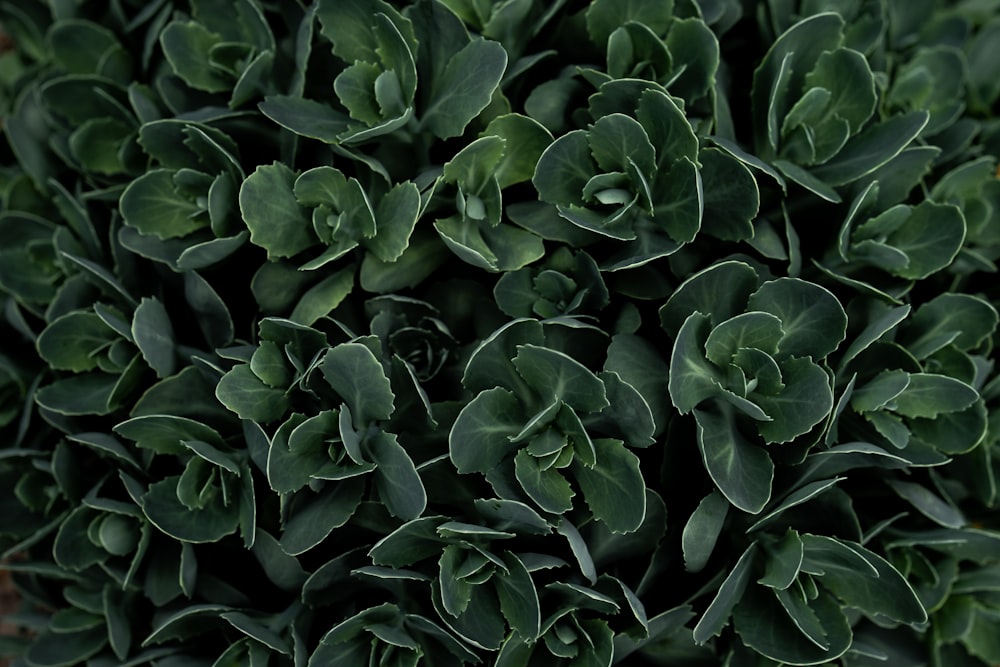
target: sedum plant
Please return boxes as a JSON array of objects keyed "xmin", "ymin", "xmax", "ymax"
[{"xmin": 1, "ymin": 0, "xmax": 999, "ymax": 666}]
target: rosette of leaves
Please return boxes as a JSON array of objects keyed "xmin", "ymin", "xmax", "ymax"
[
  {"xmin": 365, "ymin": 295, "xmax": 456, "ymax": 382},
  {"xmin": 157, "ymin": 0, "xmax": 278, "ymax": 108},
  {"xmin": 493, "ymin": 247, "xmax": 609, "ymax": 320},
  {"xmin": 216, "ymin": 320, "xmax": 429, "ymax": 551},
  {"xmin": 584, "ymin": 0, "xmax": 724, "ymax": 125},
  {"xmin": 238, "ymin": 160, "xmax": 421, "ymax": 296},
  {"xmin": 449, "ymin": 318, "xmax": 655, "ymax": 534},
  {"xmin": 659, "ymin": 260, "xmax": 847, "ymax": 513},
  {"xmin": 691, "ymin": 527, "xmax": 927, "ymax": 665},
  {"xmin": 429, "ymin": 117, "xmax": 550, "ymax": 272},
  {"xmin": 119, "ymin": 119, "xmax": 249, "ymax": 272},
  {"xmin": 749, "ymin": 12, "xmax": 929, "ymax": 201},
  {"xmin": 367, "ymin": 509, "xmax": 549, "ymax": 652},
  {"xmin": 308, "ymin": 602, "xmax": 479, "ymax": 665},
  {"xmin": 533, "ymin": 87, "xmax": 706, "ymax": 270},
  {"xmin": 832, "ymin": 291, "xmax": 997, "ymax": 459},
  {"xmin": 2, "ymin": 13, "xmax": 146, "ymax": 185},
  {"xmin": 929, "ymin": 157, "xmax": 1000, "ymax": 273},
  {"xmin": 260, "ymin": 0, "xmax": 507, "ymax": 147},
  {"xmin": 816, "ymin": 181, "xmax": 967, "ymax": 301}
]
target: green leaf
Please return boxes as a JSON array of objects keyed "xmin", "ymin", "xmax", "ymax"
[
  {"xmin": 585, "ymin": 0, "xmax": 674, "ymax": 46},
  {"xmin": 132, "ymin": 297, "xmax": 176, "ymax": 378},
  {"xmin": 160, "ymin": 21, "xmax": 229, "ymax": 93},
  {"xmin": 216, "ymin": 364, "xmax": 291, "ymax": 423},
  {"xmin": 693, "ymin": 542, "xmax": 758, "ymax": 643},
  {"xmin": 801, "ymin": 534, "xmax": 927, "ymax": 624},
  {"xmin": 682, "ymin": 490, "xmax": 729, "ymax": 573},
  {"xmin": 668, "ymin": 312, "xmax": 721, "ymax": 413},
  {"xmin": 589, "ymin": 113, "xmax": 656, "ymax": 176},
  {"xmin": 882, "ymin": 201, "xmax": 966, "ymax": 279},
  {"xmin": 514, "ymin": 449, "xmax": 574, "ymax": 514},
  {"xmin": 635, "ymin": 88, "xmax": 699, "ymax": 167},
  {"xmin": 651, "ymin": 156, "xmax": 703, "ymax": 244},
  {"xmin": 695, "ymin": 404, "xmax": 774, "ymax": 514},
  {"xmin": 366, "ymin": 181, "xmax": 421, "ymax": 262},
  {"xmin": 258, "ymin": 95, "xmax": 350, "ymax": 143},
  {"xmin": 533, "ymin": 130, "xmax": 594, "ymax": 207},
  {"xmin": 23, "ymin": 627, "xmax": 108, "ymax": 667},
  {"xmin": 496, "ymin": 552, "xmax": 541, "ymax": 640},
  {"xmin": 748, "ymin": 277, "xmax": 847, "ymax": 360},
  {"xmin": 892, "ymin": 373, "xmax": 978, "ymax": 419},
  {"xmin": 886, "ymin": 479, "xmax": 965, "ymax": 529},
  {"xmin": 36, "ymin": 372, "xmax": 120, "ymax": 416},
  {"xmin": 758, "ymin": 529, "xmax": 804, "ymax": 589},
  {"xmin": 850, "ymin": 370, "xmax": 910, "ymax": 413},
  {"xmin": 370, "ymin": 431, "xmax": 426, "ymax": 520},
  {"xmin": 240, "ymin": 162, "xmax": 314, "ymax": 259},
  {"xmin": 450, "ymin": 387, "xmax": 524, "ymax": 474},
  {"xmin": 572, "ymin": 438, "xmax": 645, "ymax": 534},
  {"xmin": 804, "ymin": 47, "xmax": 877, "ymax": 132},
  {"xmin": 812, "ymin": 111, "xmax": 930, "ymax": 185},
  {"xmin": 316, "ymin": 0, "xmax": 415, "ymax": 65},
  {"xmin": 513, "ymin": 344, "xmax": 608, "ymax": 413},
  {"xmin": 290, "ymin": 266, "xmax": 355, "ymax": 326},
  {"xmin": 438, "ymin": 544, "xmax": 474, "ymax": 617},
  {"xmin": 660, "ymin": 260, "xmax": 758, "ymax": 336},
  {"xmin": 37, "ymin": 310, "xmax": 117, "ymax": 372},
  {"xmin": 901, "ymin": 293, "xmax": 998, "ymax": 359},
  {"xmin": 141, "ymin": 476, "xmax": 239, "ymax": 543},
  {"xmin": 321, "ymin": 343, "xmax": 395, "ymax": 425},
  {"xmin": 699, "ymin": 148, "xmax": 759, "ymax": 241},
  {"xmin": 120, "ymin": 170, "xmax": 205, "ymax": 240},
  {"xmin": 280, "ymin": 479, "xmax": 364, "ymax": 555},
  {"xmin": 754, "ymin": 358, "xmax": 833, "ymax": 443},
  {"xmin": 483, "ymin": 114, "xmax": 553, "ymax": 189},
  {"xmin": 733, "ymin": 585, "xmax": 852, "ymax": 664},
  {"xmin": 421, "ymin": 38, "xmax": 507, "ymax": 139},
  {"xmin": 705, "ymin": 311, "xmax": 784, "ymax": 366}
]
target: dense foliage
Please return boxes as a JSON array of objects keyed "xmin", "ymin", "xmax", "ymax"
[{"xmin": 1, "ymin": 0, "xmax": 999, "ymax": 665}]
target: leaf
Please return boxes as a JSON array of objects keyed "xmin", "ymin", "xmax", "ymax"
[
  {"xmin": 668, "ymin": 312, "xmax": 721, "ymax": 414},
  {"xmin": 132, "ymin": 297, "xmax": 176, "ymax": 378},
  {"xmin": 533, "ymin": 130, "xmax": 594, "ymax": 207},
  {"xmin": 316, "ymin": 0, "xmax": 415, "ymax": 65},
  {"xmin": 160, "ymin": 21, "xmax": 229, "ymax": 93},
  {"xmin": 483, "ymin": 114, "xmax": 553, "ymax": 188},
  {"xmin": 704, "ymin": 311, "xmax": 784, "ymax": 366},
  {"xmin": 239, "ymin": 162, "xmax": 314, "ymax": 259},
  {"xmin": 280, "ymin": 478, "xmax": 365, "ymax": 555},
  {"xmin": 812, "ymin": 111, "xmax": 930, "ymax": 185},
  {"xmin": 572, "ymin": 438, "xmax": 645, "ymax": 534},
  {"xmin": 585, "ymin": 0, "xmax": 674, "ymax": 46},
  {"xmin": 699, "ymin": 148, "xmax": 759, "ymax": 241},
  {"xmin": 901, "ymin": 293, "xmax": 998, "ymax": 359},
  {"xmin": 660, "ymin": 260, "xmax": 759, "ymax": 336},
  {"xmin": 693, "ymin": 542, "xmax": 758, "ymax": 643},
  {"xmin": 496, "ymin": 552, "xmax": 541, "ymax": 640},
  {"xmin": 216, "ymin": 364, "xmax": 291, "ymax": 423},
  {"xmin": 754, "ymin": 358, "xmax": 833, "ymax": 443},
  {"xmin": 141, "ymin": 476, "xmax": 239, "ymax": 543},
  {"xmin": 421, "ymin": 38, "xmax": 507, "ymax": 139},
  {"xmin": 290, "ymin": 266, "xmax": 355, "ymax": 326},
  {"xmin": 514, "ymin": 449, "xmax": 574, "ymax": 514},
  {"xmin": 605, "ymin": 334, "xmax": 671, "ymax": 435},
  {"xmin": 370, "ymin": 431, "xmax": 426, "ymax": 520},
  {"xmin": 694, "ymin": 404, "xmax": 774, "ymax": 514},
  {"xmin": 882, "ymin": 201, "xmax": 966, "ymax": 279},
  {"xmin": 892, "ymin": 373, "xmax": 978, "ymax": 419},
  {"xmin": 35, "ymin": 372, "xmax": 120, "ymax": 416},
  {"xmin": 258, "ymin": 95, "xmax": 350, "ymax": 143},
  {"xmin": 886, "ymin": 479, "xmax": 965, "ymax": 529},
  {"xmin": 589, "ymin": 113, "xmax": 656, "ymax": 175},
  {"xmin": 801, "ymin": 534, "xmax": 927, "ymax": 624},
  {"xmin": 36, "ymin": 310, "xmax": 117, "ymax": 372},
  {"xmin": 513, "ymin": 344, "xmax": 608, "ymax": 413},
  {"xmin": 321, "ymin": 343, "xmax": 395, "ymax": 425},
  {"xmin": 23, "ymin": 627, "xmax": 108, "ymax": 667},
  {"xmin": 366, "ymin": 181, "xmax": 421, "ymax": 262},
  {"xmin": 635, "ymin": 88, "xmax": 699, "ymax": 166},
  {"xmin": 748, "ymin": 277, "xmax": 847, "ymax": 360},
  {"xmin": 758, "ymin": 530, "xmax": 804, "ymax": 589},
  {"xmin": 682, "ymin": 490, "xmax": 729, "ymax": 572},
  {"xmin": 120, "ymin": 170, "xmax": 205, "ymax": 240},
  {"xmin": 450, "ymin": 387, "xmax": 524, "ymax": 474},
  {"xmin": 733, "ymin": 585, "xmax": 852, "ymax": 664},
  {"xmin": 850, "ymin": 370, "xmax": 910, "ymax": 413}
]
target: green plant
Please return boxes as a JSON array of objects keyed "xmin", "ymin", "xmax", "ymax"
[{"xmin": 1, "ymin": 0, "xmax": 999, "ymax": 665}]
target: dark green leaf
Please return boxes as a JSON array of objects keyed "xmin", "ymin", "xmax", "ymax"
[
  {"xmin": 370, "ymin": 431, "xmax": 426, "ymax": 520},
  {"xmin": 239, "ymin": 162, "xmax": 314, "ymax": 259},
  {"xmin": 695, "ymin": 404, "xmax": 774, "ymax": 514},
  {"xmin": 572, "ymin": 438, "xmax": 645, "ymax": 534},
  {"xmin": 693, "ymin": 542, "xmax": 758, "ymax": 643},
  {"xmin": 892, "ymin": 373, "xmax": 978, "ymax": 419},
  {"xmin": 216, "ymin": 364, "xmax": 290, "ymax": 423},
  {"xmin": 668, "ymin": 312, "xmax": 721, "ymax": 413},
  {"xmin": 132, "ymin": 297, "xmax": 176, "ymax": 378},
  {"xmin": 421, "ymin": 38, "xmax": 507, "ymax": 139},
  {"xmin": 682, "ymin": 490, "xmax": 729, "ymax": 573},
  {"xmin": 660, "ymin": 260, "xmax": 758, "ymax": 336},
  {"xmin": 514, "ymin": 449, "xmax": 574, "ymax": 514},
  {"xmin": 321, "ymin": 343, "xmax": 395, "ymax": 425}
]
